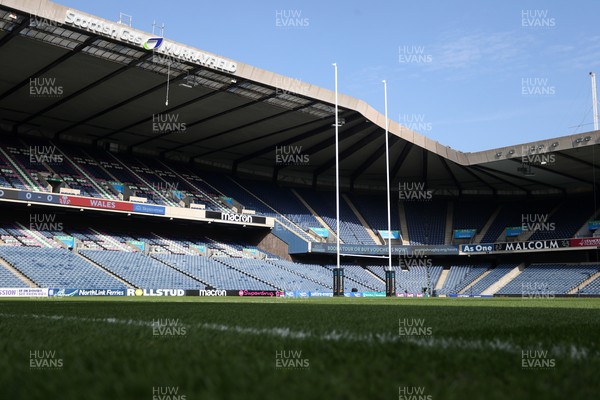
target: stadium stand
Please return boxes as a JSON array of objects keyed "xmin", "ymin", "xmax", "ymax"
[
  {"xmin": 438, "ymin": 264, "xmax": 490, "ymax": 295},
  {"xmin": 80, "ymin": 250, "xmax": 204, "ymax": 289},
  {"xmin": 496, "ymin": 263, "xmax": 600, "ymax": 295},
  {"xmin": 152, "ymin": 254, "xmax": 275, "ymax": 290},
  {"xmin": 404, "ymin": 201, "xmax": 446, "ymax": 245},
  {"xmin": 0, "ymin": 247, "xmax": 126, "ymax": 289},
  {"xmin": 466, "ymin": 264, "xmax": 518, "ymax": 295},
  {"xmin": 295, "ymin": 188, "xmax": 376, "ymax": 245}
]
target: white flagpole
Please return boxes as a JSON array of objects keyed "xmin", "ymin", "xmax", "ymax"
[
  {"xmin": 591, "ymin": 72, "xmax": 598, "ymax": 131},
  {"xmin": 333, "ymin": 63, "xmax": 340, "ymax": 271},
  {"xmin": 383, "ymin": 80, "xmax": 392, "ymax": 272}
]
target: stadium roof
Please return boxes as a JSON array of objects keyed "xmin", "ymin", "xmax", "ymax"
[{"xmin": 0, "ymin": 0, "xmax": 598, "ymax": 196}]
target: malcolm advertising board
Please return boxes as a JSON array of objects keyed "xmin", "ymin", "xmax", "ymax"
[{"xmin": 461, "ymin": 239, "xmax": 571, "ymax": 254}]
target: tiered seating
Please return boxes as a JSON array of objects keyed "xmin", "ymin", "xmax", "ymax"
[
  {"xmin": 202, "ymin": 175, "xmax": 314, "ymax": 242},
  {"xmin": 579, "ymin": 275, "xmax": 600, "ymax": 294},
  {"xmin": 0, "ymin": 247, "xmax": 125, "ymax": 288},
  {"xmin": 219, "ymin": 258, "xmax": 330, "ymax": 292},
  {"xmin": 497, "ymin": 263, "xmax": 600, "ymax": 295},
  {"xmin": 153, "ymin": 254, "xmax": 274, "ymax": 290},
  {"xmin": 0, "ymin": 262, "xmax": 29, "ymax": 287},
  {"xmin": 481, "ymin": 201, "xmax": 555, "ymax": 243},
  {"xmin": 452, "ymin": 201, "xmax": 496, "ymax": 236},
  {"xmin": 296, "ymin": 189, "xmax": 376, "ymax": 245},
  {"xmin": 367, "ymin": 265, "xmax": 443, "ymax": 294},
  {"xmin": 268, "ymin": 260, "xmax": 332, "ymax": 289},
  {"xmin": 404, "ymin": 201, "xmax": 446, "ymax": 245},
  {"xmin": 324, "ymin": 264, "xmax": 384, "ymax": 291},
  {"xmin": 529, "ymin": 199, "xmax": 596, "ymax": 240},
  {"xmin": 438, "ymin": 264, "xmax": 489, "ymax": 294},
  {"xmin": 237, "ymin": 180, "xmax": 321, "ymax": 232},
  {"xmin": 80, "ymin": 250, "xmax": 203, "ymax": 289},
  {"xmin": 466, "ymin": 264, "xmax": 517, "ymax": 294},
  {"xmin": 350, "ymin": 194, "xmax": 400, "ymax": 233}
]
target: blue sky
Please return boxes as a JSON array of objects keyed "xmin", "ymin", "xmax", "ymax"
[{"xmin": 57, "ymin": 0, "xmax": 600, "ymax": 152}]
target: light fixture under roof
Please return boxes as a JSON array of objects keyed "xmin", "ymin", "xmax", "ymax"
[
  {"xmin": 495, "ymin": 152, "xmax": 502, "ymax": 158},
  {"xmin": 551, "ymin": 142, "xmax": 559, "ymax": 147}
]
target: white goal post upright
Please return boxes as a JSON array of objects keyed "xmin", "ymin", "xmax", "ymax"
[
  {"xmin": 330, "ymin": 67, "xmax": 397, "ymax": 297},
  {"xmin": 332, "ymin": 63, "xmax": 344, "ymax": 296},
  {"xmin": 383, "ymin": 80, "xmax": 396, "ymax": 296}
]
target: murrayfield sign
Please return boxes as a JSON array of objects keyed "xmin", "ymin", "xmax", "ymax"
[{"xmin": 64, "ymin": 10, "xmax": 236, "ymax": 73}]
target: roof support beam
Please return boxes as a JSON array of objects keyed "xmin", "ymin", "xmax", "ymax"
[
  {"xmin": 309, "ymin": 124, "xmax": 380, "ymax": 177},
  {"xmin": 439, "ymin": 156, "xmax": 462, "ymax": 194},
  {"xmin": 0, "ymin": 35, "xmax": 99, "ymax": 102},
  {"xmin": 55, "ymin": 65, "xmax": 206, "ymax": 138},
  {"xmin": 18, "ymin": 52, "xmax": 154, "ymax": 129}
]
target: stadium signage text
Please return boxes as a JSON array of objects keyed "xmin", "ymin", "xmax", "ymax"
[
  {"xmin": 221, "ymin": 213, "xmax": 253, "ymax": 223},
  {"xmin": 461, "ymin": 239, "xmax": 570, "ymax": 254},
  {"xmin": 501, "ymin": 239, "xmax": 567, "ymax": 252},
  {"xmin": 156, "ymin": 41, "xmax": 237, "ymax": 73},
  {"xmin": 49, "ymin": 288, "xmax": 126, "ymax": 297},
  {"xmin": 64, "ymin": 11, "xmax": 236, "ymax": 74},
  {"xmin": 127, "ymin": 289, "xmax": 185, "ymax": 296},
  {"xmin": 0, "ymin": 288, "xmax": 49, "ymax": 297},
  {"xmin": 237, "ymin": 290, "xmax": 284, "ymax": 297},
  {"xmin": 310, "ymin": 243, "xmax": 459, "ymax": 256},
  {"xmin": 64, "ymin": 10, "xmax": 143, "ymax": 46},
  {"xmin": 570, "ymin": 238, "xmax": 600, "ymax": 248},
  {"xmin": 198, "ymin": 290, "xmax": 226, "ymax": 297},
  {"xmin": 461, "ymin": 244, "xmax": 494, "ymax": 253}
]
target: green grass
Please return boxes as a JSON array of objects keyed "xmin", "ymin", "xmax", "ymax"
[{"xmin": 1, "ymin": 297, "xmax": 599, "ymax": 400}]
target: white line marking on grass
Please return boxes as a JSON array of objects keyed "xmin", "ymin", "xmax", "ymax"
[{"xmin": 0, "ymin": 313, "xmax": 595, "ymax": 361}]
